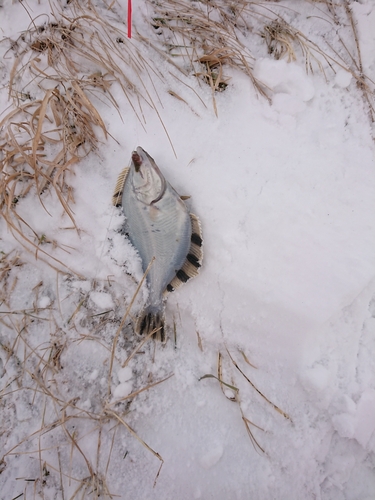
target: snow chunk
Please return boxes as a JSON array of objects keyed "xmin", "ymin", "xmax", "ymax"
[
  {"xmin": 334, "ymin": 69, "xmax": 352, "ymax": 89},
  {"xmin": 89, "ymin": 369, "xmax": 99, "ymax": 381},
  {"xmin": 253, "ymin": 58, "xmax": 315, "ymax": 102},
  {"xmin": 90, "ymin": 291, "xmax": 114, "ymax": 310},
  {"xmin": 113, "ymin": 381, "xmax": 133, "ymax": 399},
  {"xmin": 330, "ymin": 391, "xmax": 375, "ymax": 447},
  {"xmin": 81, "ymin": 399, "xmax": 92, "ymax": 410},
  {"xmin": 224, "ymin": 389, "xmax": 236, "ymax": 400},
  {"xmin": 331, "ymin": 394, "xmax": 357, "ymax": 415},
  {"xmin": 200, "ymin": 444, "xmax": 224, "ymax": 469},
  {"xmin": 331, "ymin": 412, "xmax": 357, "ymax": 439},
  {"xmin": 113, "ymin": 364, "xmax": 134, "ymax": 399},
  {"xmin": 300, "ymin": 364, "xmax": 330, "ymax": 392},
  {"xmin": 329, "ymin": 394, "xmax": 356, "ymax": 438},
  {"xmin": 38, "ymin": 295, "xmax": 51, "ymax": 308},
  {"xmin": 118, "ymin": 366, "xmax": 133, "ymax": 383}
]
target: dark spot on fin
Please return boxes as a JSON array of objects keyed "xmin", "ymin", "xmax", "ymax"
[
  {"xmin": 191, "ymin": 233, "xmax": 203, "ymax": 247},
  {"xmin": 176, "ymin": 269, "xmax": 190, "ymax": 283},
  {"xmin": 135, "ymin": 309, "xmax": 165, "ymax": 342},
  {"xmin": 112, "ymin": 167, "xmax": 130, "ymax": 207},
  {"xmin": 187, "ymin": 253, "xmax": 201, "ymax": 268},
  {"xmin": 164, "ymin": 213, "xmax": 203, "ymax": 295}
]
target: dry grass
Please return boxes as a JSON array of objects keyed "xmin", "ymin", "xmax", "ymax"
[
  {"xmin": 0, "ymin": 265, "xmax": 169, "ymax": 498},
  {"xmin": 1, "ymin": 0, "xmax": 375, "ymax": 496},
  {"xmin": 0, "ymin": 250, "xmax": 23, "ymax": 310},
  {"xmin": 261, "ymin": 18, "xmax": 327, "ymax": 73},
  {"xmin": 0, "ymin": 0, "xmax": 174, "ymax": 273},
  {"xmin": 199, "ymin": 345, "xmax": 291, "ymax": 455},
  {"xmin": 327, "ymin": 0, "xmax": 375, "ymax": 122},
  {"xmin": 146, "ymin": 0, "xmax": 374, "ymax": 121},
  {"xmin": 1, "ymin": 0, "xmax": 373, "ymax": 268},
  {"xmin": 146, "ymin": 0, "xmax": 270, "ymax": 115}
]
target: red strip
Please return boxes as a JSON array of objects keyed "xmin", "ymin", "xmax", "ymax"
[{"xmin": 128, "ymin": 0, "xmax": 132, "ymax": 38}]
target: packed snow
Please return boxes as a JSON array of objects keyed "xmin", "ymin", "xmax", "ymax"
[{"xmin": 0, "ymin": 1, "xmax": 374, "ymax": 499}]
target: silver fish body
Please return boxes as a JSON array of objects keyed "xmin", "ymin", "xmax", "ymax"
[{"xmin": 113, "ymin": 147, "xmax": 203, "ymax": 340}]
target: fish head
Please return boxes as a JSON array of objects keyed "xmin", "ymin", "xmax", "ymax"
[{"xmin": 131, "ymin": 147, "xmax": 166, "ymax": 205}]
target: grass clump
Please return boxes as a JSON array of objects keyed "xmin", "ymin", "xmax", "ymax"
[
  {"xmin": 145, "ymin": 0, "xmax": 375, "ymax": 121},
  {"xmin": 0, "ymin": 0, "xmax": 173, "ymax": 269}
]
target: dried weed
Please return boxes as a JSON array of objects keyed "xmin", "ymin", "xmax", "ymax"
[
  {"xmin": 0, "ymin": 0, "xmax": 174, "ymax": 273},
  {"xmin": 146, "ymin": 0, "xmax": 374, "ymax": 121},
  {"xmin": 0, "ymin": 267, "xmax": 168, "ymax": 498}
]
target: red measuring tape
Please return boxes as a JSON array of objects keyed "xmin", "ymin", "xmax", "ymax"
[{"xmin": 128, "ymin": 0, "xmax": 132, "ymax": 38}]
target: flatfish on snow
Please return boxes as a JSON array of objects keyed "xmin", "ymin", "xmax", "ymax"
[{"xmin": 112, "ymin": 147, "xmax": 203, "ymax": 341}]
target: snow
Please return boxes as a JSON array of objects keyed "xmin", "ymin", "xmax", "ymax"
[
  {"xmin": 353, "ymin": 389, "xmax": 375, "ymax": 448},
  {"xmin": 113, "ymin": 381, "xmax": 133, "ymax": 399},
  {"xmin": 37, "ymin": 294, "xmax": 52, "ymax": 308},
  {"xmin": 118, "ymin": 366, "xmax": 133, "ymax": 383},
  {"xmin": 334, "ymin": 69, "xmax": 353, "ymax": 89},
  {"xmin": 253, "ymin": 58, "xmax": 315, "ymax": 101},
  {"xmin": 90, "ymin": 291, "xmax": 115, "ymax": 310},
  {"xmin": 0, "ymin": 1, "xmax": 374, "ymax": 499}
]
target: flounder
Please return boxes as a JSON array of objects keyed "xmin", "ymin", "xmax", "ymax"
[{"xmin": 112, "ymin": 147, "xmax": 203, "ymax": 341}]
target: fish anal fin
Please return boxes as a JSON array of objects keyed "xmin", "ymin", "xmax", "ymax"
[
  {"xmin": 112, "ymin": 167, "xmax": 130, "ymax": 207},
  {"xmin": 164, "ymin": 213, "xmax": 203, "ymax": 295}
]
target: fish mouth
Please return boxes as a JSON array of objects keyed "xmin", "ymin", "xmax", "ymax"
[
  {"xmin": 132, "ymin": 147, "xmax": 167, "ymax": 204},
  {"xmin": 132, "ymin": 150, "xmax": 142, "ymax": 172}
]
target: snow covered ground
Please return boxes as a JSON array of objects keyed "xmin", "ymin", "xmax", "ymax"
[{"xmin": 0, "ymin": 1, "xmax": 374, "ymax": 499}]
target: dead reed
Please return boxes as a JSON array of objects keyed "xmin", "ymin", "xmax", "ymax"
[
  {"xmin": 0, "ymin": 0, "xmax": 174, "ymax": 273},
  {"xmin": 145, "ymin": 0, "xmax": 374, "ymax": 120},
  {"xmin": 1, "ymin": 0, "xmax": 374, "ymax": 496},
  {"xmin": 0, "ymin": 262, "xmax": 168, "ymax": 498}
]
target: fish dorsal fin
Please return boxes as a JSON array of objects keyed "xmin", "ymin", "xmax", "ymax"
[
  {"xmin": 112, "ymin": 167, "xmax": 129, "ymax": 207},
  {"xmin": 164, "ymin": 213, "xmax": 203, "ymax": 295}
]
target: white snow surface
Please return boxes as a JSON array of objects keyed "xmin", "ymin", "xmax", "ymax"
[{"xmin": 0, "ymin": 1, "xmax": 375, "ymax": 499}]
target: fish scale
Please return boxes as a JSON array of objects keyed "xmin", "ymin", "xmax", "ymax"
[{"xmin": 112, "ymin": 147, "xmax": 203, "ymax": 341}]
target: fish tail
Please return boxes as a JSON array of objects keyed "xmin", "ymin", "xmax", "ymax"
[{"xmin": 135, "ymin": 309, "xmax": 165, "ymax": 342}]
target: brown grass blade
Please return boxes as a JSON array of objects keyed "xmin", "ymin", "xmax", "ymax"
[{"xmin": 226, "ymin": 347, "xmax": 291, "ymax": 421}]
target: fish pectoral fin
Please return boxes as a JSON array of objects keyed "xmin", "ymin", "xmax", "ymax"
[
  {"xmin": 112, "ymin": 167, "xmax": 130, "ymax": 207},
  {"xmin": 164, "ymin": 213, "xmax": 203, "ymax": 295}
]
